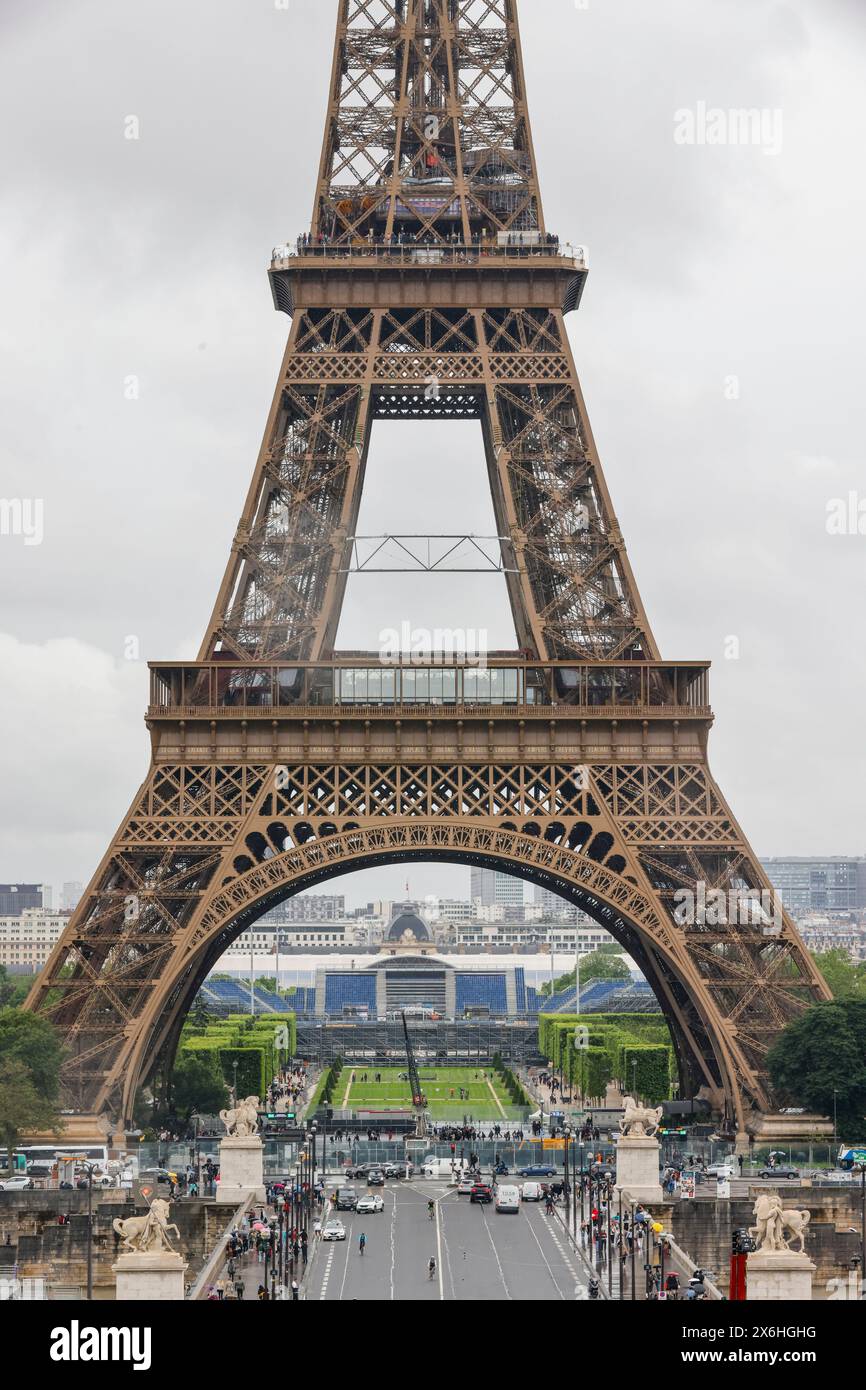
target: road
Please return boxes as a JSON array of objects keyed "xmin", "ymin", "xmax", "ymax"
[{"xmin": 308, "ymin": 1180, "xmax": 590, "ymax": 1301}]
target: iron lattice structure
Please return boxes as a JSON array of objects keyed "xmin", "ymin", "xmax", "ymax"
[{"xmin": 29, "ymin": 0, "xmax": 828, "ymax": 1136}]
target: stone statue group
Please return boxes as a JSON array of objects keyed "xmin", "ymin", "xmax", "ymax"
[
  {"xmin": 618, "ymin": 1096, "xmax": 664, "ymax": 1138},
  {"xmin": 749, "ymin": 1193, "xmax": 811, "ymax": 1254},
  {"xmin": 219, "ymin": 1095, "xmax": 260, "ymax": 1138},
  {"xmin": 113, "ymin": 1198, "xmax": 180, "ymax": 1255}
]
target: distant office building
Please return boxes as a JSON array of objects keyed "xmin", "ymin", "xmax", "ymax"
[
  {"xmin": 0, "ymin": 909, "xmax": 68, "ymax": 971},
  {"xmin": 259, "ymin": 893, "xmax": 346, "ymax": 924},
  {"xmin": 760, "ymin": 857, "xmax": 866, "ymax": 916},
  {"xmin": 470, "ymin": 867, "xmax": 524, "ymax": 909},
  {"xmin": 796, "ymin": 916, "xmax": 865, "ymax": 960},
  {"xmin": 225, "ymin": 921, "xmax": 349, "ymax": 953},
  {"xmin": 434, "ymin": 899, "xmax": 474, "ymax": 924},
  {"xmin": 533, "ymin": 886, "xmax": 582, "ymax": 921},
  {"xmin": 456, "ymin": 921, "xmax": 615, "ymax": 951},
  {"xmin": 0, "ymin": 884, "xmax": 50, "ymax": 916},
  {"xmin": 61, "ymin": 881, "xmax": 83, "ymax": 911}
]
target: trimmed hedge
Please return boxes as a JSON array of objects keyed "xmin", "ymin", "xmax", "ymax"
[
  {"xmin": 538, "ymin": 1013, "xmax": 674, "ymax": 1104},
  {"xmin": 177, "ymin": 1013, "xmax": 296, "ymax": 1099},
  {"xmin": 492, "ymin": 1054, "xmax": 530, "ymax": 1107}
]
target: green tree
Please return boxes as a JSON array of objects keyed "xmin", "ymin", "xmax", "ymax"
[
  {"xmin": 767, "ymin": 1000, "xmax": 866, "ymax": 1133},
  {"xmin": 810, "ymin": 949, "xmax": 866, "ymax": 1000},
  {"xmin": 0, "ymin": 1008, "xmax": 64, "ymax": 1099},
  {"xmin": 171, "ymin": 1050, "xmax": 228, "ymax": 1118},
  {"xmin": 541, "ymin": 950, "xmax": 630, "ymax": 996},
  {"xmin": 0, "ymin": 973, "xmax": 29, "ymax": 1006},
  {"xmin": 0, "ymin": 1058, "xmax": 64, "ymax": 1175},
  {"xmin": 0, "ymin": 968, "xmax": 30, "ymax": 1009}
]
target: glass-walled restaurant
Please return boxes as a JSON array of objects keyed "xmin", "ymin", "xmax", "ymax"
[{"xmin": 149, "ymin": 662, "xmax": 710, "ymax": 714}]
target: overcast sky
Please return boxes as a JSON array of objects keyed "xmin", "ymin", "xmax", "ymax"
[{"xmin": 1, "ymin": 0, "xmax": 864, "ymax": 909}]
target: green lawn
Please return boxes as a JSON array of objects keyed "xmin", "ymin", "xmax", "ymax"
[{"xmin": 336, "ymin": 1066, "xmax": 516, "ymax": 1118}]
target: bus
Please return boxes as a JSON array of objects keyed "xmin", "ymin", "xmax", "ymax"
[{"xmin": 12, "ymin": 1144, "xmax": 110, "ymax": 1178}]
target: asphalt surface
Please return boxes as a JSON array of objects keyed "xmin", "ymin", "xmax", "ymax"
[{"xmin": 308, "ymin": 1180, "xmax": 590, "ymax": 1301}]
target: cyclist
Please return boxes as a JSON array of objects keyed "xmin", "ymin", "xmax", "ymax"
[
  {"xmin": 427, "ymin": 1200, "xmax": 435, "ymax": 1221},
  {"xmin": 428, "ymin": 1256, "xmax": 437, "ymax": 1280},
  {"xmin": 358, "ymin": 1232, "xmax": 367, "ymax": 1256}
]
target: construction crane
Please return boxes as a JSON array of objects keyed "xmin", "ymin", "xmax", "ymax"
[{"xmin": 401, "ymin": 1010, "xmax": 428, "ymax": 1137}]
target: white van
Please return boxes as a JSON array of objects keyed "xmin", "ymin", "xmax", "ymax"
[
  {"xmin": 422, "ymin": 1158, "xmax": 468, "ymax": 1180},
  {"xmin": 521, "ymin": 1181, "xmax": 544, "ymax": 1202},
  {"xmin": 495, "ymin": 1185, "xmax": 521, "ymax": 1213}
]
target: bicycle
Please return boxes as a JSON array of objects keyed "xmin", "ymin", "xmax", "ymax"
[
  {"xmin": 358, "ymin": 1234, "xmax": 367, "ymax": 1256},
  {"xmin": 428, "ymin": 1258, "xmax": 437, "ymax": 1281},
  {"xmin": 427, "ymin": 1202, "xmax": 435, "ymax": 1222}
]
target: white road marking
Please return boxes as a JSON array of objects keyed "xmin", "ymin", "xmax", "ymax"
[
  {"xmin": 524, "ymin": 1211, "xmax": 569, "ymax": 1300},
  {"xmin": 319, "ymin": 1244, "xmax": 336, "ymax": 1300},
  {"xmin": 389, "ymin": 1187, "xmax": 397, "ymax": 1300},
  {"xmin": 435, "ymin": 1195, "xmax": 444, "ymax": 1299},
  {"xmin": 480, "ymin": 1206, "xmax": 512, "ymax": 1300},
  {"xmin": 338, "ymin": 1217, "xmax": 355, "ymax": 1301}
]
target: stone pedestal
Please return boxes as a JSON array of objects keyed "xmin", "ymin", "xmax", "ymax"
[
  {"xmin": 113, "ymin": 1252, "xmax": 188, "ymax": 1301},
  {"xmin": 216, "ymin": 1135, "xmax": 265, "ymax": 1203},
  {"xmin": 746, "ymin": 1250, "xmax": 815, "ymax": 1301},
  {"xmin": 614, "ymin": 1135, "xmax": 664, "ymax": 1204}
]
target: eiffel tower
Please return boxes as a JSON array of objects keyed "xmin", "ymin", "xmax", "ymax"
[{"xmin": 29, "ymin": 0, "xmax": 828, "ymax": 1140}]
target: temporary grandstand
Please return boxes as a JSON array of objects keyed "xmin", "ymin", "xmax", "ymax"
[
  {"xmin": 534, "ymin": 979, "xmax": 658, "ymax": 1015},
  {"xmin": 194, "ymin": 965, "xmax": 658, "ymax": 1022},
  {"xmin": 314, "ymin": 954, "xmax": 529, "ymax": 1020},
  {"xmin": 195, "ymin": 978, "xmax": 315, "ymax": 1016}
]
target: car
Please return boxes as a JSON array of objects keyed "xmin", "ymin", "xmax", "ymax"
[
  {"xmin": 356, "ymin": 1194, "xmax": 384, "ymax": 1214},
  {"xmin": 704, "ymin": 1163, "xmax": 734, "ymax": 1180},
  {"xmin": 322, "ymin": 1220, "xmax": 346, "ymax": 1241},
  {"xmin": 470, "ymin": 1184, "xmax": 493, "ymax": 1204},
  {"xmin": 520, "ymin": 1181, "xmax": 544, "ymax": 1202},
  {"xmin": 140, "ymin": 1167, "xmax": 179, "ymax": 1187},
  {"xmin": 367, "ymin": 1169, "xmax": 385, "ymax": 1186},
  {"xmin": 0, "ymin": 1176, "xmax": 33, "ymax": 1192},
  {"xmin": 26, "ymin": 1162, "xmax": 54, "ymax": 1179},
  {"xmin": 336, "ymin": 1188, "xmax": 358, "ymax": 1210},
  {"xmin": 518, "ymin": 1165, "xmax": 557, "ymax": 1179},
  {"xmin": 456, "ymin": 1178, "xmax": 475, "ymax": 1196},
  {"xmin": 343, "ymin": 1164, "xmax": 369, "ymax": 1180},
  {"xmin": 495, "ymin": 1185, "xmax": 521, "ymax": 1213},
  {"xmin": 383, "ymin": 1162, "xmax": 413, "ymax": 1179},
  {"xmin": 758, "ymin": 1168, "xmax": 800, "ymax": 1180}
]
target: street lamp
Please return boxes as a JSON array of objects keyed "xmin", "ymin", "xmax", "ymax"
[
  {"xmin": 833, "ymin": 1089, "xmax": 838, "ymax": 1146},
  {"xmin": 562, "ymin": 1122, "xmax": 571, "ymax": 1223},
  {"xmin": 80, "ymin": 1160, "xmax": 97, "ymax": 1300},
  {"xmin": 618, "ymin": 1188, "xmax": 624, "ymax": 1301},
  {"xmin": 856, "ymin": 1162, "xmax": 866, "ymax": 1284},
  {"xmin": 232, "ymin": 1060, "xmax": 239, "ymax": 1108}
]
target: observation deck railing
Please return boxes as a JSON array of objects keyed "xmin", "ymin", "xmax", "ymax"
[
  {"xmin": 147, "ymin": 659, "xmax": 710, "ymax": 720},
  {"xmin": 271, "ymin": 240, "xmax": 587, "ymax": 271}
]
